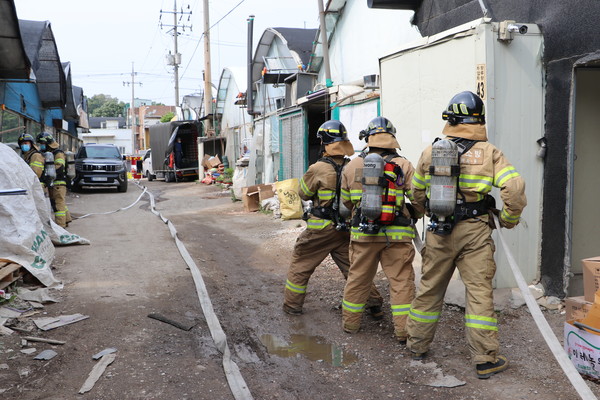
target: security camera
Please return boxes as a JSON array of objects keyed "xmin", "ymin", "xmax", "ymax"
[
  {"xmin": 507, "ymin": 24, "xmax": 528, "ymax": 35},
  {"xmin": 498, "ymin": 21, "xmax": 528, "ymax": 42}
]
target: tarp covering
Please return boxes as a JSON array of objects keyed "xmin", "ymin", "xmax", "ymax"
[
  {"xmin": 0, "ymin": 143, "xmax": 89, "ymax": 288},
  {"xmin": 62, "ymin": 62, "xmax": 78, "ymax": 120},
  {"xmin": 18, "ymin": 19, "xmax": 66, "ymax": 108},
  {"xmin": 0, "ymin": 0, "xmax": 31, "ymax": 79}
]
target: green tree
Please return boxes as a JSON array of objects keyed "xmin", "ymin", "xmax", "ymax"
[
  {"xmin": 160, "ymin": 112, "xmax": 175, "ymax": 122},
  {"xmin": 87, "ymin": 94, "xmax": 126, "ymax": 117}
]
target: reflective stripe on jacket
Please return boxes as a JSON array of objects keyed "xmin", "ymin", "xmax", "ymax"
[{"xmin": 23, "ymin": 150, "xmax": 45, "ymax": 181}]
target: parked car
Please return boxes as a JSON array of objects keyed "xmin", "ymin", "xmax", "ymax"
[{"xmin": 72, "ymin": 144, "xmax": 128, "ymax": 192}]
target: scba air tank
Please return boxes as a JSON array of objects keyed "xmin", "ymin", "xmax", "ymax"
[
  {"xmin": 361, "ymin": 153, "xmax": 385, "ymax": 220},
  {"xmin": 43, "ymin": 151, "xmax": 57, "ymax": 183},
  {"xmin": 429, "ymin": 139, "xmax": 459, "ymax": 217},
  {"xmin": 65, "ymin": 151, "xmax": 76, "ymax": 179}
]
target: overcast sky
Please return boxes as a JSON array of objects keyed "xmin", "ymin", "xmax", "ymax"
[{"xmin": 14, "ymin": 0, "xmax": 319, "ymax": 106}]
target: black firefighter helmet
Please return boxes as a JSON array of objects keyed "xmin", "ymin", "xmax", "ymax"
[
  {"xmin": 316, "ymin": 120, "xmax": 349, "ymax": 145},
  {"xmin": 36, "ymin": 131, "xmax": 56, "ymax": 145},
  {"xmin": 359, "ymin": 116, "xmax": 396, "ymax": 142},
  {"xmin": 18, "ymin": 133, "xmax": 36, "ymax": 145},
  {"xmin": 442, "ymin": 91, "xmax": 485, "ymax": 125}
]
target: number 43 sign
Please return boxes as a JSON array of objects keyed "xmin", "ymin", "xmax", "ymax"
[{"xmin": 476, "ymin": 64, "xmax": 486, "ymax": 100}]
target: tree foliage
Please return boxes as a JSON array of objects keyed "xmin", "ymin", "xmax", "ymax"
[
  {"xmin": 160, "ymin": 112, "xmax": 175, "ymax": 122},
  {"xmin": 87, "ymin": 94, "xmax": 126, "ymax": 117}
]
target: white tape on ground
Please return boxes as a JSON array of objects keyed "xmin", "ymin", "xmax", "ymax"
[
  {"xmin": 493, "ymin": 215, "xmax": 596, "ymax": 400},
  {"xmin": 138, "ymin": 182, "xmax": 253, "ymax": 400}
]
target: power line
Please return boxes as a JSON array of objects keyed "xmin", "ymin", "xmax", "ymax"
[{"xmin": 180, "ymin": 0, "xmax": 246, "ymax": 80}]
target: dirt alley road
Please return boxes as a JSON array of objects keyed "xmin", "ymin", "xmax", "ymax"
[{"xmin": 1, "ymin": 180, "xmax": 599, "ymax": 400}]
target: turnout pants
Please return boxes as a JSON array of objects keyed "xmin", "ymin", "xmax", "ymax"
[
  {"xmin": 49, "ymin": 185, "xmax": 71, "ymax": 227},
  {"xmin": 284, "ymin": 225, "xmax": 383, "ymax": 311},
  {"xmin": 342, "ymin": 241, "xmax": 415, "ymax": 338},
  {"xmin": 407, "ymin": 219, "xmax": 498, "ymax": 364}
]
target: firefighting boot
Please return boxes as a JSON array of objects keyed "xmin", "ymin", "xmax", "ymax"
[
  {"xmin": 476, "ymin": 355, "xmax": 509, "ymax": 379},
  {"xmin": 343, "ymin": 322, "xmax": 360, "ymax": 334},
  {"xmin": 366, "ymin": 305, "xmax": 384, "ymax": 321},
  {"xmin": 282, "ymin": 304, "xmax": 302, "ymax": 315}
]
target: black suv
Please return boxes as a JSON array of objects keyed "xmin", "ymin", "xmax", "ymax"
[{"xmin": 72, "ymin": 144, "xmax": 128, "ymax": 192}]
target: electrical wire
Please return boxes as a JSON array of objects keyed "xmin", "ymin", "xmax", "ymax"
[{"xmin": 180, "ymin": 0, "xmax": 247, "ymax": 80}]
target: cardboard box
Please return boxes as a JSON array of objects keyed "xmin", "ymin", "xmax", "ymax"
[
  {"xmin": 242, "ymin": 184, "xmax": 274, "ymax": 212},
  {"xmin": 208, "ymin": 155, "xmax": 221, "ymax": 168},
  {"xmin": 583, "ymin": 256, "xmax": 600, "ymax": 302},
  {"xmin": 202, "ymin": 155, "xmax": 212, "ymax": 169},
  {"xmin": 565, "ymin": 296, "xmax": 593, "ymax": 321},
  {"xmin": 564, "ymin": 321, "xmax": 600, "ymax": 380},
  {"xmin": 258, "ymin": 184, "xmax": 275, "ymax": 203}
]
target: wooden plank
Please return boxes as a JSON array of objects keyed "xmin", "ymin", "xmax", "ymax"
[
  {"xmin": 0, "ymin": 263, "xmax": 20, "ymax": 281},
  {"xmin": 0, "ymin": 262, "xmax": 23, "ymax": 290}
]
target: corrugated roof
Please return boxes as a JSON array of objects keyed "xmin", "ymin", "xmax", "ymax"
[{"xmin": 251, "ymin": 27, "xmax": 318, "ymax": 88}]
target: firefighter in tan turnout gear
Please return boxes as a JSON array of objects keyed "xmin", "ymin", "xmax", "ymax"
[
  {"xmin": 341, "ymin": 117, "xmax": 423, "ymax": 342},
  {"xmin": 37, "ymin": 132, "xmax": 72, "ymax": 227},
  {"xmin": 406, "ymin": 91, "xmax": 527, "ymax": 379},
  {"xmin": 283, "ymin": 120, "xmax": 383, "ymax": 317},
  {"xmin": 18, "ymin": 133, "xmax": 47, "ymax": 189}
]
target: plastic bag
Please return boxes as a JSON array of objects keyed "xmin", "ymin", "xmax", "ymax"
[{"xmin": 275, "ymin": 178, "xmax": 303, "ymax": 220}]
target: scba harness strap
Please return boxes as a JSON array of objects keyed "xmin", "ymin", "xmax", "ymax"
[{"xmin": 305, "ymin": 156, "xmax": 349, "ymax": 231}]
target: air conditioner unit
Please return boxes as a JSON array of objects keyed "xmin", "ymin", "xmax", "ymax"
[{"xmin": 363, "ymin": 74, "xmax": 380, "ymax": 89}]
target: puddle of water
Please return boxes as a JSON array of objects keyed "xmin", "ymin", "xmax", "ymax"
[{"xmin": 259, "ymin": 334, "xmax": 357, "ymax": 367}]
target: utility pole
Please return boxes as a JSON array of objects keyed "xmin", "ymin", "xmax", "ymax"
[
  {"xmin": 202, "ymin": 0, "xmax": 213, "ymax": 134},
  {"xmin": 123, "ymin": 62, "xmax": 142, "ymax": 154},
  {"xmin": 318, "ymin": 0, "xmax": 332, "ymax": 87},
  {"xmin": 160, "ymin": 1, "xmax": 192, "ymax": 107}
]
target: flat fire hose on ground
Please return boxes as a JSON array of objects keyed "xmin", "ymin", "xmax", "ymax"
[
  {"xmin": 492, "ymin": 214, "xmax": 596, "ymax": 400},
  {"xmin": 74, "ymin": 187, "xmax": 149, "ymax": 219},
  {"xmin": 78, "ymin": 182, "xmax": 253, "ymax": 399},
  {"xmin": 140, "ymin": 182, "xmax": 253, "ymax": 400}
]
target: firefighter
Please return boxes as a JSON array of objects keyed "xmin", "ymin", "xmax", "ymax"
[
  {"xmin": 37, "ymin": 132, "xmax": 72, "ymax": 227},
  {"xmin": 340, "ymin": 117, "xmax": 423, "ymax": 342},
  {"xmin": 18, "ymin": 133, "xmax": 47, "ymax": 190},
  {"xmin": 283, "ymin": 120, "xmax": 384, "ymax": 318},
  {"xmin": 406, "ymin": 91, "xmax": 527, "ymax": 379}
]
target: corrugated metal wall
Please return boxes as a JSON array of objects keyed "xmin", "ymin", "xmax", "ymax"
[{"xmin": 279, "ymin": 110, "xmax": 305, "ymax": 180}]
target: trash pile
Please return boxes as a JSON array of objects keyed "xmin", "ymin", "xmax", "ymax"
[
  {"xmin": 564, "ymin": 256, "xmax": 600, "ymax": 380},
  {"xmin": 240, "ymin": 178, "xmax": 312, "ymax": 221},
  {"xmin": 0, "ymin": 286, "xmax": 114, "ymax": 394}
]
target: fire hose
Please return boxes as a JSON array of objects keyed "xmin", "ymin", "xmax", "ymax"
[
  {"xmin": 140, "ymin": 182, "xmax": 253, "ymax": 400},
  {"xmin": 78, "ymin": 182, "xmax": 253, "ymax": 399}
]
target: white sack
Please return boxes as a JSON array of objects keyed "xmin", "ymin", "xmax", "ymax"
[{"xmin": 0, "ymin": 144, "xmax": 88, "ymax": 288}]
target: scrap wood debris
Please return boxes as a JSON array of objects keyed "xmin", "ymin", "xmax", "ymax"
[{"xmin": 79, "ymin": 353, "xmax": 116, "ymax": 394}]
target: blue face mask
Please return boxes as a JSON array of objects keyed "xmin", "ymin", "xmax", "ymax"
[
  {"xmin": 39, "ymin": 144, "xmax": 46, "ymax": 151},
  {"xmin": 20, "ymin": 144, "xmax": 31, "ymax": 152}
]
